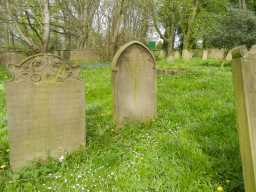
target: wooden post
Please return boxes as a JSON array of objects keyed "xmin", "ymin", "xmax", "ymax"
[{"xmin": 231, "ymin": 45, "xmax": 256, "ymax": 192}]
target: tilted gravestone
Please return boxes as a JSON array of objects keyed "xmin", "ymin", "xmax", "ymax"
[
  {"xmin": 232, "ymin": 45, "xmax": 256, "ymax": 192},
  {"xmin": 112, "ymin": 41, "xmax": 156, "ymax": 126},
  {"xmin": 5, "ymin": 54, "xmax": 85, "ymax": 170}
]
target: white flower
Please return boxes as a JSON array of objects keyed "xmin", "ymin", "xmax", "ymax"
[
  {"xmin": 0, "ymin": 165, "xmax": 6, "ymax": 169},
  {"xmin": 58, "ymin": 155, "xmax": 65, "ymax": 162}
]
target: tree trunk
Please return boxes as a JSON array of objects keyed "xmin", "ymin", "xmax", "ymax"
[
  {"xmin": 110, "ymin": 0, "xmax": 125, "ymax": 58},
  {"xmin": 42, "ymin": 0, "xmax": 50, "ymax": 53},
  {"xmin": 183, "ymin": 0, "xmax": 199, "ymax": 50},
  {"xmin": 239, "ymin": 0, "xmax": 247, "ymax": 10}
]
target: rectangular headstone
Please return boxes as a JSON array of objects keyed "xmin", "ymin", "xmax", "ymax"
[
  {"xmin": 5, "ymin": 54, "xmax": 85, "ymax": 170},
  {"xmin": 182, "ymin": 49, "xmax": 193, "ymax": 60},
  {"xmin": 208, "ymin": 48, "xmax": 225, "ymax": 60},
  {"xmin": 202, "ymin": 50, "xmax": 208, "ymax": 60}
]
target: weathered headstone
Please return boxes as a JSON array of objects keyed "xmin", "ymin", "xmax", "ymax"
[
  {"xmin": 70, "ymin": 49, "xmax": 101, "ymax": 64},
  {"xmin": 5, "ymin": 54, "xmax": 85, "ymax": 170},
  {"xmin": 208, "ymin": 48, "xmax": 225, "ymax": 60},
  {"xmin": 232, "ymin": 45, "xmax": 256, "ymax": 192},
  {"xmin": 226, "ymin": 50, "xmax": 232, "ymax": 61},
  {"xmin": 192, "ymin": 49, "xmax": 203, "ymax": 58},
  {"xmin": 174, "ymin": 51, "xmax": 181, "ymax": 60},
  {"xmin": 112, "ymin": 41, "xmax": 156, "ymax": 125},
  {"xmin": 0, "ymin": 52, "xmax": 26, "ymax": 66},
  {"xmin": 202, "ymin": 50, "xmax": 208, "ymax": 60},
  {"xmin": 158, "ymin": 50, "xmax": 166, "ymax": 59},
  {"xmin": 182, "ymin": 49, "xmax": 193, "ymax": 60},
  {"xmin": 167, "ymin": 53, "xmax": 175, "ymax": 63}
]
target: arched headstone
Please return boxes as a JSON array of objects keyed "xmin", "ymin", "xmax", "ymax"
[
  {"xmin": 5, "ymin": 54, "xmax": 85, "ymax": 170},
  {"xmin": 112, "ymin": 41, "xmax": 156, "ymax": 125}
]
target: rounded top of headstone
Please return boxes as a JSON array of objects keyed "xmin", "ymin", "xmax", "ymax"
[
  {"xmin": 231, "ymin": 46, "xmax": 248, "ymax": 59},
  {"xmin": 7, "ymin": 53, "xmax": 81, "ymax": 83},
  {"xmin": 112, "ymin": 41, "xmax": 156, "ymax": 71}
]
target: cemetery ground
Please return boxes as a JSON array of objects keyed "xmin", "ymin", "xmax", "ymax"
[{"xmin": 0, "ymin": 59, "xmax": 243, "ymax": 191}]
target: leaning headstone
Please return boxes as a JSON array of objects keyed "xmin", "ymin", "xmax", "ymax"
[
  {"xmin": 202, "ymin": 50, "xmax": 208, "ymax": 60},
  {"xmin": 232, "ymin": 45, "xmax": 256, "ymax": 192},
  {"xmin": 182, "ymin": 49, "xmax": 193, "ymax": 60},
  {"xmin": 112, "ymin": 41, "xmax": 156, "ymax": 126},
  {"xmin": 5, "ymin": 54, "xmax": 85, "ymax": 170}
]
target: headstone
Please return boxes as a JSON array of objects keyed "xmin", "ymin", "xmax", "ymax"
[
  {"xmin": 112, "ymin": 41, "xmax": 156, "ymax": 126},
  {"xmin": 208, "ymin": 48, "xmax": 225, "ymax": 60},
  {"xmin": 182, "ymin": 49, "xmax": 193, "ymax": 60},
  {"xmin": 70, "ymin": 49, "xmax": 101, "ymax": 64},
  {"xmin": 5, "ymin": 54, "xmax": 85, "ymax": 170},
  {"xmin": 167, "ymin": 53, "xmax": 175, "ymax": 63},
  {"xmin": 192, "ymin": 49, "xmax": 203, "ymax": 58},
  {"xmin": 158, "ymin": 50, "xmax": 166, "ymax": 59},
  {"xmin": 232, "ymin": 45, "xmax": 256, "ymax": 192},
  {"xmin": 174, "ymin": 51, "xmax": 181, "ymax": 60},
  {"xmin": 0, "ymin": 52, "xmax": 26, "ymax": 66},
  {"xmin": 226, "ymin": 50, "xmax": 232, "ymax": 61},
  {"xmin": 202, "ymin": 50, "xmax": 208, "ymax": 60}
]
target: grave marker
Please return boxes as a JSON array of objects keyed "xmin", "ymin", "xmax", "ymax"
[
  {"xmin": 182, "ymin": 49, "xmax": 193, "ymax": 60},
  {"xmin": 5, "ymin": 54, "xmax": 85, "ymax": 170},
  {"xmin": 112, "ymin": 41, "xmax": 156, "ymax": 126},
  {"xmin": 232, "ymin": 46, "xmax": 256, "ymax": 192}
]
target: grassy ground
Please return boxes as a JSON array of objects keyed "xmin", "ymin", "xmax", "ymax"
[{"xmin": 0, "ymin": 59, "xmax": 243, "ymax": 191}]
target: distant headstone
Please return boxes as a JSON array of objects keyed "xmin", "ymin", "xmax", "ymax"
[
  {"xmin": 232, "ymin": 45, "xmax": 256, "ymax": 192},
  {"xmin": 182, "ymin": 49, "xmax": 193, "ymax": 60},
  {"xmin": 0, "ymin": 52, "xmax": 26, "ymax": 66},
  {"xmin": 70, "ymin": 49, "xmax": 101, "ymax": 64},
  {"xmin": 226, "ymin": 50, "xmax": 232, "ymax": 61},
  {"xmin": 167, "ymin": 53, "xmax": 175, "ymax": 63},
  {"xmin": 208, "ymin": 49, "xmax": 225, "ymax": 60},
  {"xmin": 159, "ymin": 50, "xmax": 166, "ymax": 59},
  {"xmin": 5, "ymin": 54, "xmax": 85, "ymax": 170},
  {"xmin": 202, "ymin": 50, "xmax": 208, "ymax": 60},
  {"xmin": 112, "ymin": 41, "xmax": 156, "ymax": 125},
  {"xmin": 192, "ymin": 49, "xmax": 203, "ymax": 58},
  {"xmin": 174, "ymin": 51, "xmax": 181, "ymax": 60}
]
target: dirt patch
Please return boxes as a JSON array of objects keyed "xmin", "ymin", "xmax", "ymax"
[{"xmin": 157, "ymin": 68, "xmax": 187, "ymax": 76}]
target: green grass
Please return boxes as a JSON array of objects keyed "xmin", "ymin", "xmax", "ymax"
[{"xmin": 0, "ymin": 60, "xmax": 243, "ymax": 191}]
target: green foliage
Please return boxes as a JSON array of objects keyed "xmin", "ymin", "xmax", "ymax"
[
  {"xmin": 203, "ymin": 9, "xmax": 256, "ymax": 49},
  {"xmin": 0, "ymin": 60, "xmax": 243, "ymax": 191}
]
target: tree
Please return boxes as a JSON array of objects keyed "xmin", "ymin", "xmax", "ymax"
[{"xmin": 203, "ymin": 9, "xmax": 256, "ymax": 49}]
